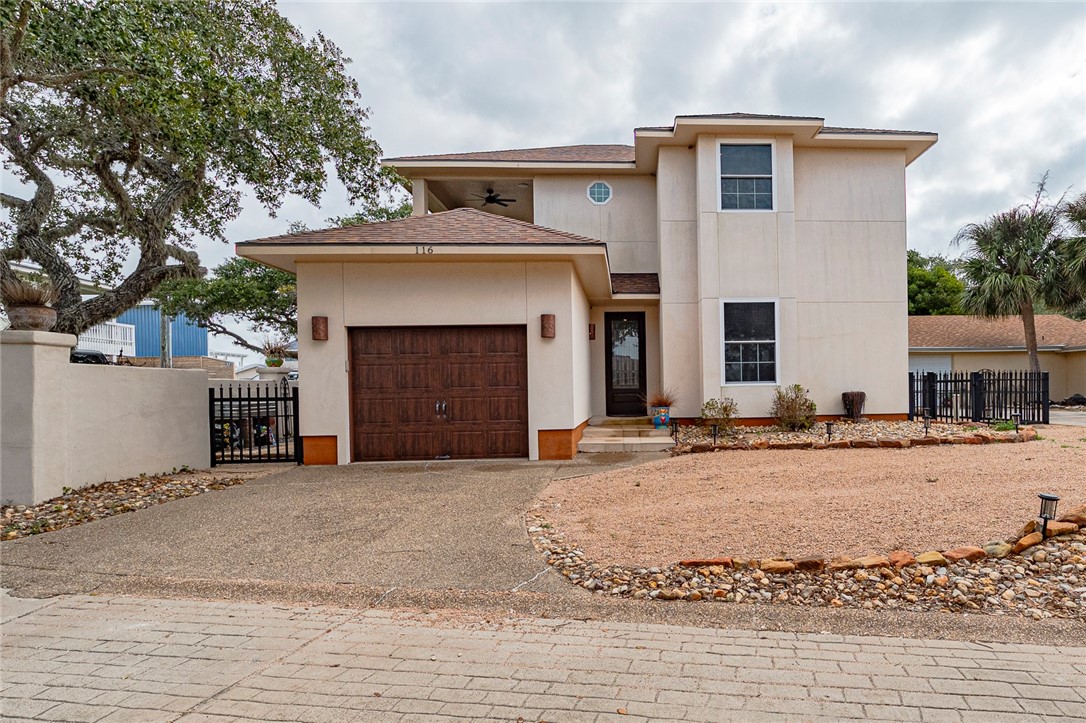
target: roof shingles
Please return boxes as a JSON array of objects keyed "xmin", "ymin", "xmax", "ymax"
[
  {"xmin": 610, "ymin": 273, "xmax": 660, "ymax": 295},
  {"xmin": 909, "ymin": 315, "xmax": 1086, "ymax": 350},
  {"xmin": 239, "ymin": 208, "xmax": 605, "ymax": 247}
]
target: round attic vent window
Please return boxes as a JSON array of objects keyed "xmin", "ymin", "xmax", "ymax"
[{"xmin": 587, "ymin": 181, "xmax": 612, "ymax": 205}]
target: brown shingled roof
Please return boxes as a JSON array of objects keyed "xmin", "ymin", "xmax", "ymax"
[
  {"xmin": 909, "ymin": 315, "xmax": 1086, "ymax": 350},
  {"xmin": 384, "ymin": 144, "xmax": 635, "ymax": 164},
  {"xmin": 610, "ymin": 273, "xmax": 660, "ymax": 295},
  {"xmin": 239, "ymin": 208, "xmax": 605, "ymax": 247}
]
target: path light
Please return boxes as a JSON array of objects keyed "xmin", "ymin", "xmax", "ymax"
[
  {"xmin": 922, "ymin": 412, "xmax": 932, "ymax": 437},
  {"xmin": 825, "ymin": 420, "xmax": 834, "ymax": 442},
  {"xmin": 1011, "ymin": 412, "xmax": 1021, "ymax": 433},
  {"xmin": 711, "ymin": 423, "xmax": 719, "ymax": 445},
  {"xmin": 1038, "ymin": 493, "xmax": 1060, "ymax": 538},
  {"xmin": 670, "ymin": 419, "xmax": 679, "ymax": 441}
]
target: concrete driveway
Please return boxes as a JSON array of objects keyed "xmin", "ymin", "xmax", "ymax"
[
  {"xmin": 1, "ymin": 455, "xmax": 656, "ymax": 601},
  {"xmin": 1050, "ymin": 409, "xmax": 1086, "ymax": 427}
]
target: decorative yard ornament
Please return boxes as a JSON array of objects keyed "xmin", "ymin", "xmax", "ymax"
[{"xmin": 1038, "ymin": 493, "xmax": 1060, "ymax": 538}]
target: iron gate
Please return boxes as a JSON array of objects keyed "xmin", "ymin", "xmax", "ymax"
[
  {"xmin": 908, "ymin": 370, "xmax": 1049, "ymax": 425},
  {"xmin": 209, "ymin": 379, "xmax": 300, "ymax": 465}
]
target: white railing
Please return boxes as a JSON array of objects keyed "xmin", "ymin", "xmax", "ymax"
[{"xmin": 77, "ymin": 320, "xmax": 136, "ymax": 359}]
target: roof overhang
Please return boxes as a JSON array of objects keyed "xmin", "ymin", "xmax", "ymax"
[
  {"xmin": 909, "ymin": 346, "xmax": 1069, "ymax": 353},
  {"xmin": 384, "ymin": 160, "xmax": 637, "ymax": 180},
  {"xmin": 634, "ymin": 116, "xmax": 937, "ymax": 172},
  {"xmin": 236, "ymin": 242, "xmax": 614, "ymax": 300}
]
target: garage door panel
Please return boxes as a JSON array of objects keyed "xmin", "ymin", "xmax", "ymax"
[{"xmin": 349, "ymin": 326, "xmax": 528, "ymax": 462}]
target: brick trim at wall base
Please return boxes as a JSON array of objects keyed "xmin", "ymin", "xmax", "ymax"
[
  {"xmin": 538, "ymin": 420, "xmax": 590, "ymax": 460},
  {"xmin": 671, "ymin": 414, "xmax": 909, "ymax": 426},
  {"xmin": 302, "ymin": 436, "xmax": 338, "ymax": 465}
]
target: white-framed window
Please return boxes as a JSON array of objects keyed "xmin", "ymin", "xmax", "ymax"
[
  {"xmin": 587, "ymin": 180, "xmax": 613, "ymax": 205},
  {"xmin": 719, "ymin": 141, "xmax": 774, "ymax": 211},
  {"xmin": 721, "ymin": 299, "xmax": 778, "ymax": 384}
]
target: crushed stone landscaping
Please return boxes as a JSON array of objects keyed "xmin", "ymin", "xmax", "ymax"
[{"xmin": 1, "ymin": 468, "xmax": 270, "ymax": 540}]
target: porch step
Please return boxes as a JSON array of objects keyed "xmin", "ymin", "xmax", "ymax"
[
  {"xmin": 581, "ymin": 426, "xmax": 672, "ymax": 438},
  {"xmin": 578, "ymin": 420, "xmax": 675, "ymax": 453}
]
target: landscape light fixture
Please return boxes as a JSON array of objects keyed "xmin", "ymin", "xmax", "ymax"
[
  {"xmin": 711, "ymin": 423, "xmax": 719, "ymax": 445},
  {"xmin": 670, "ymin": 419, "xmax": 679, "ymax": 441},
  {"xmin": 1011, "ymin": 412, "xmax": 1021, "ymax": 433},
  {"xmin": 825, "ymin": 420, "xmax": 834, "ymax": 442},
  {"xmin": 1038, "ymin": 493, "xmax": 1060, "ymax": 538},
  {"xmin": 922, "ymin": 412, "xmax": 932, "ymax": 437}
]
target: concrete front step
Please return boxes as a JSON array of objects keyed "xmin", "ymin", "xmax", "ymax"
[
  {"xmin": 578, "ymin": 437, "xmax": 675, "ymax": 453},
  {"xmin": 581, "ymin": 426, "xmax": 671, "ymax": 439},
  {"xmin": 587, "ymin": 416, "xmax": 655, "ymax": 427}
]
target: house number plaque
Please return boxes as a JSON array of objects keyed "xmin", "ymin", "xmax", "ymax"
[{"xmin": 415, "ymin": 245, "xmax": 434, "ymax": 254}]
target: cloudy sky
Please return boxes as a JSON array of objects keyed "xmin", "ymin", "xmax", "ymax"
[{"xmin": 234, "ymin": 0, "xmax": 1085, "ymax": 275}]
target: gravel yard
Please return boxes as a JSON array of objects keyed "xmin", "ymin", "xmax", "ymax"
[{"xmin": 539, "ymin": 424, "xmax": 1086, "ymax": 565}]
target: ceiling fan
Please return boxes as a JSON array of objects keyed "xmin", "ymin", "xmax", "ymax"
[{"xmin": 472, "ymin": 188, "xmax": 517, "ymax": 207}]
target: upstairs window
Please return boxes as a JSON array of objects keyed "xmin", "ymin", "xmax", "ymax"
[
  {"xmin": 720, "ymin": 143, "xmax": 773, "ymax": 211},
  {"xmin": 722, "ymin": 300, "xmax": 777, "ymax": 383},
  {"xmin": 587, "ymin": 181, "xmax": 613, "ymax": 205}
]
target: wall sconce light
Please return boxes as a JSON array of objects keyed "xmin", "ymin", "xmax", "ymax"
[
  {"xmin": 541, "ymin": 314, "xmax": 556, "ymax": 339},
  {"xmin": 825, "ymin": 420, "xmax": 834, "ymax": 442},
  {"xmin": 311, "ymin": 315, "xmax": 328, "ymax": 341},
  {"xmin": 1038, "ymin": 493, "xmax": 1060, "ymax": 538},
  {"xmin": 588, "ymin": 323, "xmax": 596, "ymax": 341},
  {"xmin": 1011, "ymin": 412, "xmax": 1021, "ymax": 433}
]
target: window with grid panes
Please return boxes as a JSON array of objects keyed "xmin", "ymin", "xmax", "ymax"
[
  {"xmin": 720, "ymin": 144, "xmax": 772, "ymax": 210},
  {"xmin": 722, "ymin": 301, "xmax": 776, "ymax": 383}
]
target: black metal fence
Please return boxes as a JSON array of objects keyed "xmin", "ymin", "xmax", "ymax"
[
  {"xmin": 209, "ymin": 379, "xmax": 300, "ymax": 465},
  {"xmin": 908, "ymin": 370, "xmax": 1049, "ymax": 425}
]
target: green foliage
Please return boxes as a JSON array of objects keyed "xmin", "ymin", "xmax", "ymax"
[
  {"xmin": 770, "ymin": 384, "xmax": 817, "ymax": 431},
  {"xmin": 154, "ymin": 258, "xmax": 296, "ymax": 352},
  {"xmin": 1, "ymin": 0, "xmax": 391, "ymax": 334},
  {"xmin": 953, "ymin": 178, "xmax": 1086, "ymax": 372},
  {"xmin": 907, "ymin": 250, "xmax": 964, "ymax": 315},
  {"xmin": 700, "ymin": 398, "xmax": 738, "ymax": 431},
  {"xmin": 991, "ymin": 420, "xmax": 1016, "ymax": 432}
]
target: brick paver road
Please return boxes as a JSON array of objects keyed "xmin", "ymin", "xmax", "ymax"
[{"xmin": 2, "ymin": 593, "xmax": 1084, "ymax": 722}]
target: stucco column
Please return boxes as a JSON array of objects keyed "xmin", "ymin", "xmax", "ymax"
[
  {"xmin": 1, "ymin": 331, "xmax": 75, "ymax": 506},
  {"xmin": 411, "ymin": 179, "xmax": 428, "ymax": 216}
]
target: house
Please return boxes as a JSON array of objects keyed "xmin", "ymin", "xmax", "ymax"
[
  {"xmin": 909, "ymin": 315, "xmax": 1086, "ymax": 401},
  {"xmin": 238, "ymin": 112, "xmax": 937, "ymax": 463}
]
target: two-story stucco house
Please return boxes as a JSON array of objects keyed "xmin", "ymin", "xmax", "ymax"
[{"xmin": 238, "ymin": 113, "xmax": 937, "ymax": 464}]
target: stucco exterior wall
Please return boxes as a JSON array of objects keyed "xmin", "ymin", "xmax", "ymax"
[
  {"xmin": 534, "ymin": 176, "xmax": 658, "ymax": 274},
  {"xmin": 295, "ymin": 261, "xmax": 591, "ymax": 462},
  {"xmin": 1, "ymin": 331, "xmax": 209, "ymax": 505}
]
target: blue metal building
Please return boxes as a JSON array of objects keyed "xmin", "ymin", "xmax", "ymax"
[{"xmin": 116, "ymin": 303, "xmax": 209, "ymax": 358}]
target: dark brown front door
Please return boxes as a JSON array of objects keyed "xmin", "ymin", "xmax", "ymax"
[
  {"xmin": 605, "ymin": 311, "xmax": 646, "ymax": 416},
  {"xmin": 348, "ymin": 326, "xmax": 528, "ymax": 461}
]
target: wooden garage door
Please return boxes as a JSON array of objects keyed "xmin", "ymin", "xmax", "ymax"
[{"xmin": 349, "ymin": 326, "xmax": 528, "ymax": 462}]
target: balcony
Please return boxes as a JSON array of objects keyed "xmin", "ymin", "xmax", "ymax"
[{"xmin": 76, "ymin": 320, "xmax": 136, "ymax": 360}]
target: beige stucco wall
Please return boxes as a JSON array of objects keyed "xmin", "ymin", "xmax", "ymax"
[
  {"xmin": 534, "ymin": 176, "xmax": 658, "ymax": 274},
  {"xmin": 295, "ymin": 260, "xmax": 592, "ymax": 462},
  {"xmin": 1, "ymin": 330, "xmax": 209, "ymax": 505}
]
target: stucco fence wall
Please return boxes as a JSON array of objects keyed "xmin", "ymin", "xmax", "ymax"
[{"xmin": 1, "ymin": 330, "xmax": 209, "ymax": 506}]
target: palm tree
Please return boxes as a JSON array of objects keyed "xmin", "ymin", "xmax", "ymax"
[{"xmin": 954, "ymin": 182, "xmax": 1086, "ymax": 373}]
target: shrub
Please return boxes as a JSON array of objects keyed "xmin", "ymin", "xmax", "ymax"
[
  {"xmin": 647, "ymin": 387, "xmax": 678, "ymax": 408},
  {"xmin": 841, "ymin": 391, "xmax": 867, "ymax": 421},
  {"xmin": 700, "ymin": 397, "xmax": 738, "ymax": 431},
  {"xmin": 992, "ymin": 419, "xmax": 1016, "ymax": 432},
  {"xmin": 0, "ymin": 278, "xmax": 60, "ymax": 307},
  {"xmin": 771, "ymin": 384, "xmax": 817, "ymax": 431},
  {"xmin": 260, "ymin": 337, "xmax": 291, "ymax": 359}
]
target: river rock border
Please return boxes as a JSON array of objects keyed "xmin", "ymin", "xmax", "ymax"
[
  {"xmin": 526, "ymin": 503, "xmax": 1086, "ymax": 620},
  {"xmin": 671, "ymin": 426, "xmax": 1039, "ymax": 456}
]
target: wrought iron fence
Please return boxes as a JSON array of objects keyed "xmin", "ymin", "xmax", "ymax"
[
  {"xmin": 209, "ymin": 379, "xmax": 300, "ymax": 465},
  {"xmin": 908, "ymin": 370, "xmax": 1049, "ymax": 425}
]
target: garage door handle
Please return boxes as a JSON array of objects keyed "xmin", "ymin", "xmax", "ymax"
[
  {"xmin": 435, "ymin": 401, "xmax": 441, "ymax": 416},
  {"xmin": 441, "ymin": 400, "xmax": 448, "ymax": 418}
]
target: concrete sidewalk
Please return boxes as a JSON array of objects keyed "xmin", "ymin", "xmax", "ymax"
[{"xmin": 2, "ymin": 592, "xmax": 1085, "ymax": 722}]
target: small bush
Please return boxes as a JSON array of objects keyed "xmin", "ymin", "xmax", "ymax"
[
  {"xmin": 0, "ymin": 278, "xmax": 59, "ymax": 307},
  {"xmin": 992, "ymin": 420, "xmax": 1016, "ymax": 432},
  {"xmin": 700, "ymin": 397, "xmax": 738, "ymax": 431},
  {"xmin": 841, "ymin": 391, "xmax": 866, "ymax": 421},
  {"xmin": 770, "ymin": 384, "xmax": 817, "ymax": 431}
]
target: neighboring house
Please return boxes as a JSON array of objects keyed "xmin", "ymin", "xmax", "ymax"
[
  {"xmin": 117, "ymin": 301, "xmax": 208, "ymax": 358},
  {"xmin": 238, "ymin": 112, "xmax": 937, "ymax": 463},
  {"xmin": 909, "ymin": 315, "xmax": 1086, "ymax": 401}
]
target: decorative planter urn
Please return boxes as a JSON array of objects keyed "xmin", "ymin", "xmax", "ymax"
[
  {"xmin": 651, "ymin": 405, "xmax": 671, "ymax": 430},
  {"xmin": 265, "ymin": 357, "xmax": 284, "ymax": 368},
  {"xmin": 5, "ymin": 305, "xmax": 57, "ymax": 332}
]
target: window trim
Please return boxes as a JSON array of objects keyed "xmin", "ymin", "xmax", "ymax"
[
  {"xmin": 717, "ymin": 139, "xmax": 777, "ymax": 213},
  {"xmin": 586, "ymin": 180, "xmax": 613, "ymax": 205},
  {"xmin": 720, "ymin": 297, "xmax": 780, "ymax": 386}
]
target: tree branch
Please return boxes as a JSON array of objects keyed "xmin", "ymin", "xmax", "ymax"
[{"xmin": 201, "ymin": 320, "xmax": 263, "ymax": 353}]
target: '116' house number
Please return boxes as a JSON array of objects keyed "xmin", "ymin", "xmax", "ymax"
[{"xmin": 415, "ymin": 246, "xmax": 434, "ymax": 254}]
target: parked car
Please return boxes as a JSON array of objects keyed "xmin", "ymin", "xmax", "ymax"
[{"xmin": 70, "ymin": 349, "xmax": 109, "ymax": 364}]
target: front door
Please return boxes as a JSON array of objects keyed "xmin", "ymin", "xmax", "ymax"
[{"xmin": 605, "ymin": 311, "xmax": 646, "ymax": 416}]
